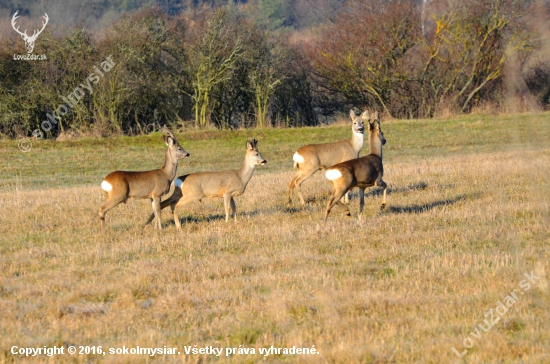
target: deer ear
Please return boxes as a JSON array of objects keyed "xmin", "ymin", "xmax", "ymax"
[
  {"xmin": 254, "ymin": 139, "xmax": 258, "ymax": 146},
  {"xmin": 349, "ymin": 109, "xmax": 356, "ymax": 120},
  {"xmin": 360, "ymin": 110, "xmax": 370, "ymax": 121},
  {"xmin": 246, "ymin": 140, "xmax": 254, "ymax": 150},
  {"xmin": 162, "ymin": 125, "xmax": 176, "ymax": 140},
  {"xmin": 164, "ymin": 135, "xmax": 174, "ymax": 146}
]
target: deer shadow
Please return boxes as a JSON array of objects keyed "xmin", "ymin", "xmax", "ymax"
[
  {"xmin": 386, "ymin": 194, "xmax": 467, "ymax": 214},
  {"xmin": 282, "ymin": 206, "xmax": 302, "ymax": 214},
  {"xmin": 150, "ymin": 212, "xmax": 226, "ymax": 229},
  {"xmin": 358, "ymin": 181, "xmax": 429, "ymax": 199},
  {"xmin": 166, "ymin": 209, "xmax": 264, "ymax": 227},
  {"xmin": 304, "ymin": 195, "xmax": 330, "ymax": 204},
  {"xmin": 292, "ymin": 182, "xmax": 430, "ymax": 208},
  {"xmin": 176, "ymin": 213, "xmax": 227, "ymax": 225}
]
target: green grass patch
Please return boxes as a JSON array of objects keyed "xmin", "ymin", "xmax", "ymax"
[{"xmin": 2, "ymin": 112, "xmax": 549, "ymax": 192}]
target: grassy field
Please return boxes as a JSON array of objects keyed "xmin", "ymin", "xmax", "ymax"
[{"xmin": 1, "ymin": 112, "xmax": 549, "ymax": 363}]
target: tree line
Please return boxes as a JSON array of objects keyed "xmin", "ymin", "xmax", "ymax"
[{"xmin": 1, "ymin": 0, "xmax": 548, "ymax": 138}]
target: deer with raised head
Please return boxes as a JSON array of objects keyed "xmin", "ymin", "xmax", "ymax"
[
  {"xmin": 99, "ymin": 127, "xmax": 189, "ymax": 233},
  {"xmin": 144, "ymin": 138, "xmax": 267, "ymax": 229},
  {"xmin": 11, "ymin": 11, "xmax": 49, "ymax": 54},
  {"xmin": 288, "ymin": 109, "xmax": 369, "ymax": 205},
  {"xmin": 324, "ymin": 111, "xmax": 387, "ymax": 223}
]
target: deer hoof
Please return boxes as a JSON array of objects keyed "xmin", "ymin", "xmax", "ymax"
[{"xmin": 380, "ymin": 203, "xmax": 386, "ymax": 210}]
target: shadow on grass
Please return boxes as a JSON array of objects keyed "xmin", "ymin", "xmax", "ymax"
[
  {"xmin": 284, "ymin": 182, "xmax": 470, "ymax": 216},
  {"xmin": 284, "ymin": 196, "xmax": 332, "ymax": 213},
  {"xmin": 305, "ymin": 195, "xmax": 330, "ymax": 204},
  {"xmin": 152, "ymin": 213, "xmax": 227, "ymax": 228},
  {"xmin": 282, "ymin": 206, "xmax": 302, "ymax": 214},
  {"xmin": 360, "ymin": 181, "xmax": 429, "ymax": 198},
  {"xmin": 387, "ymin": 194, "xmax": 467, "ymax": 214},
  {"xmin": 282, "ymin": 194, "xmax": 330, "ymax": 211},
  {"xmin": 177, "ymin": 213, "xmax": 226, "ymax": 225},
  {"xmin": 162, "ymin": 209, "xmax": 264, "ymax": 227},
  {"xmin": 287, "ymin": 183, "xmax": 429, "ymax": 208}
]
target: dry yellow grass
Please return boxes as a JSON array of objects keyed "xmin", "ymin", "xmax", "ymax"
[{"xmin": 1, "ymin": 116, "xmax": 549, "ymax": 363}]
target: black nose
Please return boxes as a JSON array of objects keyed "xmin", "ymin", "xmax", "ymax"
[
  {"xmin": 358, "ymin": 128, "xmax": 364, "ymax": 132},
  {"xmin": 261, "ymin": 160, "xmax": 267, "ymax": 164},
  {"xmin": 185, "ymin": 153, "xmax": 190, "ymax": 158}
]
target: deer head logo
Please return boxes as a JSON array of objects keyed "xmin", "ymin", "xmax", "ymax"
[{"xmin": 11, "ymin": 11, "xmax": 49, "ymax": 54}]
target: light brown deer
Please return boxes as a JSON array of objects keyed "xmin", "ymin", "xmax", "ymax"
[
  {"xmin": 143, "ymin": 138, "xmax": 267, "ymax": 229},
  {"xmin": 323, "ymin": 111, "xmax": 387, "ymax": 223},
  {"xmin": 99, "ymin": 127, "xmax": 189, "ymax": 233},
  {"xmin": 288, "ymin": 109, "xmax": 369, "ymax": 205}
]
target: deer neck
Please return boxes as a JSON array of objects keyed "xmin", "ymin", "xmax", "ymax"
[
  {"xmin": 350, "ymin": 130, "xmax": 364, "ymax": 154},
  {"xmin": 238, "ymin": 156, "xmax": 256, "ymax": 186},
  {"xmin": 369, "ymin": 134, "xmax": 383, "ymax": 159},
  {"xmin": 162, "ymin": 148, "xmax": 179, "ymax": 181}
]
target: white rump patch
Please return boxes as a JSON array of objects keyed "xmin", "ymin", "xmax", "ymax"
[
  {"xmin": 293, "ymin": 152, "xmax": 305, "ymax": 164},
  {"xmin": 101, "ymin": 180, "xmax": 112, "ymax": 192},
  {"xmin": 174, "ymin": 178, "xmax": 183, "ymax": 188},
  {"xmin": 326, "ymin": 169, "xmax": 343, "ymax": 180}
]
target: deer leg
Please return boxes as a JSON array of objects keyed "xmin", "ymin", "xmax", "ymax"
[
  {"xmin": 294, "ymin": 169, "xmax": 317, "ymax": 206},
  {"xmin": 378, "ymin": 180, "xmax": 387, "ymax": 209},
  {"xmin": 324, "ymin": 188, "xmax": 348, "ymax": 223},
  {"xmin": 165, "ymin": 189, "xmax": 183, "ymax": 229},
  {"xmin": 144, "ymin": 188, "xmax": 182, "ymax": 228},
  {"xmin": 141, "ymin": 198, "xmax": 155, "ymax": 228},
  {"xmin": 144, "ymin": 213, "xmax": 154, "ymax": 227},
  {"xmin": 152, "ymin": 197, "xmax": 162, "ymax": 230},
  {"xmin": 171, "ymin": 202, "xmax": 181, "ymax": 229},
  {"xmin": 223, "ymin": 194, "xmax": 232, "ymax": 222},
  {"xmin": 99, "ymin": 195, "xmax": 126, "ymax": 234},
  {"xmin": 358, "ymin": 188, "xmax": 365, "ymax": 217},
  {"xmin": 342, "ymin": 192, "xmax": 350, "ymax": 204},
  {"xmin": 164, "ymin": 195, "xmax": 196, "ymax": 229},
  {"xmin": 144, "ymin": 198, "xmax": 163, "ymax": 229},
  {"xmin": 166, "ymin": 194, "xmax": 201, "ymax": 230},
  {"xmin": 288, "ymin": 173, "xmax": 300, "ymax": 205},
  {"xmin": 334, "ymin": 201, "xmax": 351, "ymax": 216},
  {"xmin": 230, "ymin": 197, "xmax": 237, "ymax": 222}
]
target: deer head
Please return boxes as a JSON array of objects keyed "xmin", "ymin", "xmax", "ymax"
[
  {"xmin": 162, "ymin": 125, "xmax": 190, "ymax": 161},
  {"xmin": 11, "ymin": 11, "xmax": 49, "ymax": 54}
]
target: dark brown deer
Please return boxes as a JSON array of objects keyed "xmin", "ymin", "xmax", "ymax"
[
  {"xmin": 288, "ymin": 109, "xmax": 369, "ymax": 205},
  {"xmin": 324, "ymin": 111, "xmax": 387, "ymax": 223},
  {"xmin": 99, "ymin": 127, "xmax": 189, "ymax": 233}
]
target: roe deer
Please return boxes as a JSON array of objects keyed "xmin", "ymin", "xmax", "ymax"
[
  {"xmin": 143, "ymin": 138, "xmax": 267, "ymax": 229},
  {"xmin": 99, "ymin": 127, "xmax": 189, "ymax": 233},
  {"xmin": 324, "ymin": 111, "xmax": 387, "ymax": 223},
  {"xmin": 288, "ymin": 109, "xmax": 368, "ymax": 205}
]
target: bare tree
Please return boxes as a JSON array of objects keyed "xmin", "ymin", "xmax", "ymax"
[
  {"xmin": 187, "ymin": 9, "xmax": 246, "ymax": 126},
  {"xmin": 248, "ymin": 32, "xmax": 287, "ymax": 127}
]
